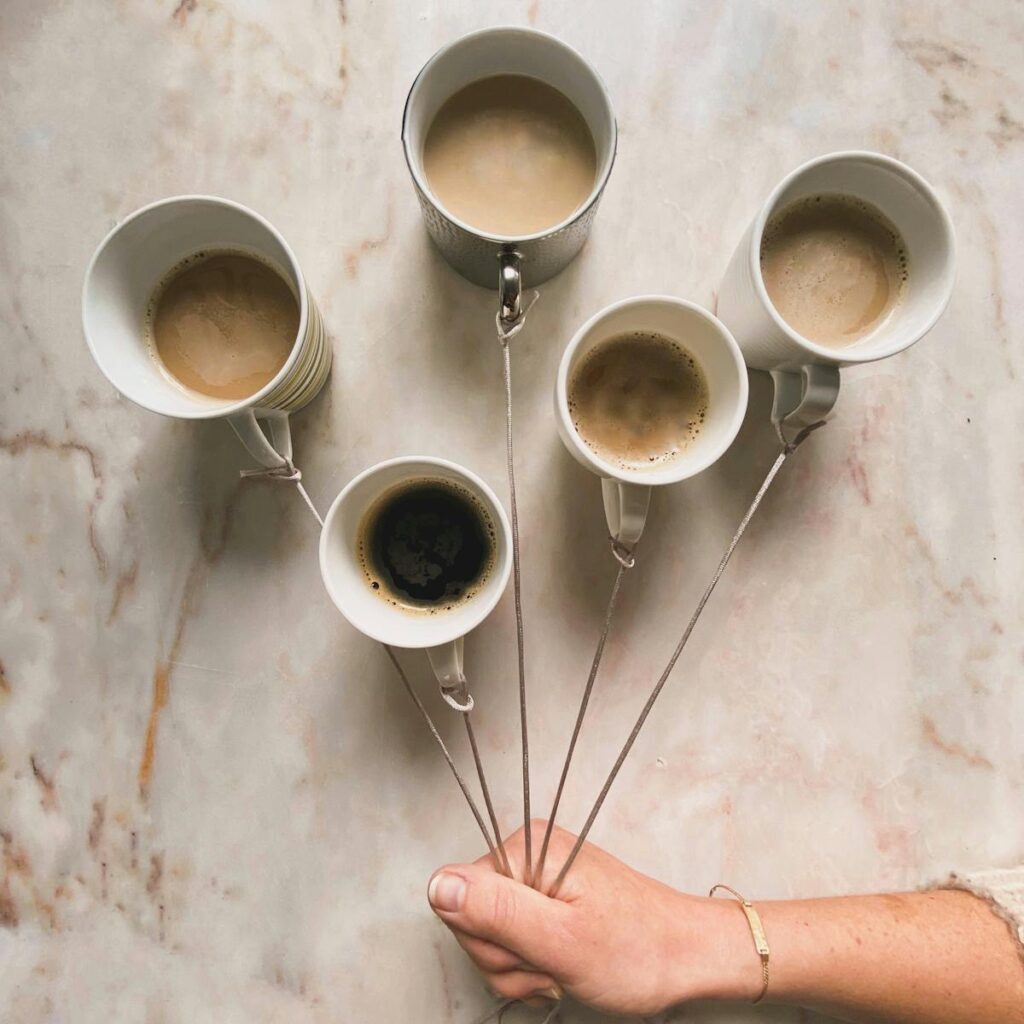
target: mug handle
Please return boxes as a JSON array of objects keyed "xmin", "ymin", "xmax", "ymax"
[
  {"xmin": 427, "ymin": 636, "xmax": 474, "ymax": 712},
  {"xmin": 601, "ymin": 478, "xmax": 651, "ymax": 548},
  {"xmin": 770, "ymin": 365, "xmax": 841, "ymax": 434},
  {"xmin": 498, "ymin": 249, "xmax": 522, "ymax": 325},
  {"xmin": 228, "ymin": 409, "xmax": 293, "ymax": 470}
]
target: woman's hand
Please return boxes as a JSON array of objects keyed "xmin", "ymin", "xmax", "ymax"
[
  {"xmin": 426, "ymin": 821, "xmax": 756, "ymax": 1015},
  {"xmin": 428, "ymin": 824, "xmax": 1024, "ymax": 1023}
]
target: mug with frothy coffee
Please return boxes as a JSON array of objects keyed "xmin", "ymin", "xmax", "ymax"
[
  {"xmin": 555, "ymin": 297, "xmax": 748, "ymax": 548},
  {"xmin": 402, "ymin": 26, "xmax": 616, "ymax": 321},
  {"xmin": 82, "ymin": 196, "xmax": 331, "ymax": 470},
  {"xmin": 319, "ymin": 457, "xmax": 512, "ymax": 706},
  {"xmin": 717, "ymin": 151, "xmax": 955, "ymax": 431}
]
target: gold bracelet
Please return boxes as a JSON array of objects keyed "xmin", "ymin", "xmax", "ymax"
[{"xmin": 709, "ymin": 884, "xmax": 770, "ymax": 1004}]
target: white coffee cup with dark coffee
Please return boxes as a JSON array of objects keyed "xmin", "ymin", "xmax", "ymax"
[
  {"xmin": 319, "ymin": 457, "xmax": 512, "ymax": 707},
  {"xmin": 716, "ymin": 151, "xmax": 955, "ymax": 430},
  {"xmin": 555, "ymin": 296, "xmax": 748, "ymax": 550}
]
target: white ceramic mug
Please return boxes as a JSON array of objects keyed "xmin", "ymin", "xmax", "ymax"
[
  {"xmin": 555, "ymin": 296, "xmax": 749, "ymax": 548},
  {"xmin": 82, "ymin": 195, "xmax": 331, "ymax": 470},
  {"xmin": 717, "ymin": 151, "xmax": 955, "ymax": 429},
  {"xmin": 319, "ymin": 457, "xmax": 512, "ymax": 709},
  {"xmin": 402, "ymin": 26, "xmax": 617, "ymax": 320}
]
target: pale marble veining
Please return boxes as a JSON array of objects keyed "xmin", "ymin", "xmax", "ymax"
[{"xmin": 1, "ymin": 1, "xmax": 1022, "ymax": 1022}]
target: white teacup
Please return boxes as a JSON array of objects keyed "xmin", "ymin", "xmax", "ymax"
[
  {"xmin": 555, "ymin": 296, "xmax": 748, "ymax": 548},
  {"xmin": 319, "ymin": 457, "xmax": 512, "ymax": 708},
  {"xmin": 717, "ymin": 151, "xmax": 955, "ymax": 429},
  {"xmin": 82, "ymin": 195, "xmax": 331, "ymax": 469}
]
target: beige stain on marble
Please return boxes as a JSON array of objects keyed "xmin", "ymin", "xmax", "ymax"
[
  {"xmin": 165, "ymin": 0, "xmax": 351, "ymax": 110},
  {"xmin": 902, "ymin": 523, "xmax": 995, "ymax": 609},
  {"xmin": 970, "ymin": 196, "xmax": 1016, "ymax": 381},
  {"xmin": 1, "ymin": 829, "xmax": 57, "ymax": 932},
  {"xmin": 921, "ymin": 716, "xmax": 994, "ymax": 770},
  {"xmin": 989, "ymin": 104, "xmax": 1024, "ymax": 148},
  {"xmin": 343, "ymin": 197, "xmax": 395, "ymax": 278},
  {"xmin": 106, "ymin": 558, "xmax": 140, "ymax": 625},
  {"xmin": 138, "ymin": 481, "xmax": 247, "ymax": 799},
  {"xmin": 0, "ymin": 431, "xmax": 107, "ymax": 577},
  {"xmin": 29, "ymin": 756, "xmax": 58, "ymax": 813},
  {"xmin": 171, "ymin": 0, "xmax": 196, "ymax": 26}
]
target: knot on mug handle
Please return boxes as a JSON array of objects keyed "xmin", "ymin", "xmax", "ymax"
[
  {"xmin": 239, "ymin": 459, "xmax": 325, "ymax": 529},
  {"xmin": 777, "ymin": 419, "xmax": 828, "ymax": 454},
  {"xmin": 440, "ymin": 683, "xmax": 475, "ymax": 713},
  {"xmin": 495, "ymin": 290, "xmax": 540, "ymax": 347},
  {"xmin": 609, "ymin": 537, "xmax": 637, "ymax": 569},
  {"xmin": 240, "ymin": 459, "xmax": 302, "ymax": 483}
]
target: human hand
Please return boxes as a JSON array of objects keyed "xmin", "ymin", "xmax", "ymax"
[{"xmin": 427, "ymin": 821, "xmax": 758, "ymax": 1015}]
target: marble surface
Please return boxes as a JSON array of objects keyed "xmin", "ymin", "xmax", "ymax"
[{"xmin": 2, "ymin": 2, "xmax": 1023, "ymax": 1021}]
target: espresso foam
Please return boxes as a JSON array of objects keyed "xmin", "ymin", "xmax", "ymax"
[
  {"xmin": 357, "ymin": 478, "xmax": 497, "ymax": 616},
  {"xmin": 147, "ymin": 250, "xmax": 298, "ymax": 400},
  {"xmin": 760, "ymin": 194, "xmax": 909, "ymax": 348},
  {"xmin": 423, "ymin": 74, "xmax": 597, "ymax": 236},
  {"xmin": 568, "ymin": 332, "xmax": 709, "ymax": 472}
]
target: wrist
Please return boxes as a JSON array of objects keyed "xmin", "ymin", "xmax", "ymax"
[{"xmin": 659, "ymin": 893, "xmax": 767, "ymax": 1006}]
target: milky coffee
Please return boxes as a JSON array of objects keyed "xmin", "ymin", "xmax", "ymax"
[
  {"xmin": 148, "ymin": 251, "xmax": 298, "ymax": 400},
  {"xmin": 423, "ymin": 74, "xmax": 597, "ymax": 236},
  {"xmin": 569, "ymin": 332, "xmax": 709, "ymax": 472},
  {"xmin": 760, "ymin": 194, "xmax": 909, "ymax": 348}
]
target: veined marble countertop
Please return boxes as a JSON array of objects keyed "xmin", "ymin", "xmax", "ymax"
[{"xmin": 2, "ymin": 2, "xmax": 1022, "ymax": 1022}]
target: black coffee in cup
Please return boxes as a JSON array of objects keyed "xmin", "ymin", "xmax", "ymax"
[{"xmin": 358, "ymin": 479, "xmax": 496, "ymax": 612}]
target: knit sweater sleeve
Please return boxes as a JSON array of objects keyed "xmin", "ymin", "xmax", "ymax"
[{"xmin": 936, "ymin": 866, "xmax": 1024, "ymax": 956}]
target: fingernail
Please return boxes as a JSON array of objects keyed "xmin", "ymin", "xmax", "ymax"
[
  {"xmin": 428, "ymin": 872, "xmax": 467, "ymax": 912},
  {"xmin": 544, "ymin": 985, "xmax": 563, "ymax": 1001}
]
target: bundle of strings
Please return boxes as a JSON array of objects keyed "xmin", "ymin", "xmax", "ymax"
[
  {"xmin": 240, "ymin": 452, "xmax": 515, "ymax": 877},
  {"xmin": 494, "ymin": 292, "xmax": 542, "ymax": 880},
  {"xmin": 542, "ymin": 417, "xmax": 825, "ymax": 896},
  {"xmin": 241, "ymin": 317, "xmax": 827, "ymax": 1022},
  {"xmin": 455, "ymin": 416, "xmax": 826, "ymax": 1021}
]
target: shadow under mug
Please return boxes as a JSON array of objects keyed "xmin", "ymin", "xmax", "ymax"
[
  {"xmin": 717, "ymin": 151, "xmax": 956, "ymax": 431},
  {"xmin": 319, "ymin": 456, "xmax": 513, "ymax": 709},
  {"xmin": 401, "ymin": 25, "xmax": 617, "ymax": 321},
  {"xmin": 82, "ymin": 195, "xmax": 331, "ymax": 470},
  {"xmin": 555, "ymin": 296, "xmax": 749, "ymax": 548}
]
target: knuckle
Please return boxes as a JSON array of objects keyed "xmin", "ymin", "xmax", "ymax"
[
  {"xmin": 551, "ymin": 824, "xmax": 580, "ymax": 857},
  {"xmin": 472, "ymin": 942, "xmax": 515, "ymax": 973},
  {"xmin": 477, "ymin": 949, "xmax": 507, "ymax": 972},
  {"xmin": 487, "ymin": 973, "xmax": 519, "ymax": 999}
]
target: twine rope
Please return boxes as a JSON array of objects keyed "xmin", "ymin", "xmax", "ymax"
[
  {"xmin": 384, "ymin": 645, "xmax": 510, "ymax": 874},
  {"xmin": 242, "ymin": 461, "xmax": 510, "ymax": 875},
  {"xmin": 240, "ymin": 459, "xmax": 325, "ymax": 527},
  {"xmin": 465, "ymin": 710, "xmax": 513, "ymax": 877},
  {"xmin": 495, "ymin": 293, "xmax": 539, "ymax": 881},
  {"xmin": 548, "ymin": 420, "xmax": 826, "ymax": 896},
  {"xmin": 534, "ymin": 541, "xmax": 633, "ymax": 887}
]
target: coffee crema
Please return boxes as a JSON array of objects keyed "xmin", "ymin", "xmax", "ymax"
[
  {"xmin": 358, "ymin": 479, "xmax": 497, "ymax": 614},
  {"xmin": 423, "ymin": 74, "xmax": 597, "ymax": 236},
  {"xmin": 760, "ymin": 194, "xmax": 909, "ymax": 348},
  {"xmin": 568, "ymin": 332, "xmax": 709, "ymax": 472},
  {"xmin": 148, "ymin": 250, "xmax": 298, "ymax": 400}
]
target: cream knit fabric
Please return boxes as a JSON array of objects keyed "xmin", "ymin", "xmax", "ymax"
[{"xmin": 939, "ymin": 866, "xmax": 1024, "ymax": 955}]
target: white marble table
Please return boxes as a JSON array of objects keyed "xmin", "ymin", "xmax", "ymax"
[{"xmin": 2, "ymin": 2, "xmax": 1022, "ymax": 1021}]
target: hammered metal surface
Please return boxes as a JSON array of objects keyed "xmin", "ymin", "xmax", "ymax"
[{"xmin": 413, "ymin": 179, "xmax": 603, "ymax": 290}]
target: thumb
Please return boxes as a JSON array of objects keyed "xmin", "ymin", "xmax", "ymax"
[{"xmin": 428, "ymin": 864, "xmax": 572, "ymax": 970}]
